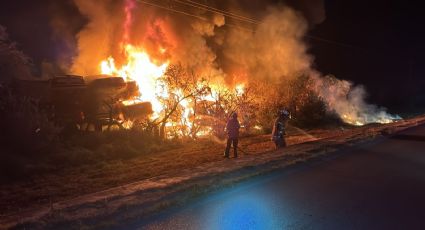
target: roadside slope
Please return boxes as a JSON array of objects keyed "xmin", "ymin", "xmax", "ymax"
[{"xmin": 3, "ymin": 116, "xmax": 425, "ymax": 229}]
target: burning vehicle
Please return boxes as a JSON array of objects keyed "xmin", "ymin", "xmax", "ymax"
[
  {"xmin": 9, "ymin": 0, "xmax": 401, "ymax": 138},
  {"xmin": 50, "ymin": 75, "xmax": 86, "ymax": 128},
  {"xmin": 13, "ymin": 74, "xmax": 153, "ymax": 133}
]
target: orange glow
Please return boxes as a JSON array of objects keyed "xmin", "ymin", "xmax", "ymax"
[
  {"xmin": 235, "ymin": 84, "xmax": 245, "ymax": 96},
  {"xmin": 101, "ymin": 44, "xmax": 169, "ymax": 118}
]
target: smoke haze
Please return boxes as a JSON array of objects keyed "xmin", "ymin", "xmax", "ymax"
[
  {"xmin": 66, "ymin": 0, "xmax": 399, "ymax": 124},
  {"xmin": 0, "ymin": 0, "xmax": 399, "ymax": 125},
  {"xmin": 70, "ymin": 1, "xmax": 314, "ymax": 82}
]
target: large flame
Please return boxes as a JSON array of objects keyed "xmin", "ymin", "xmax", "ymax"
[
  {"xmin": 99, "ymin": 46, "xmax": 253, "ymax": 139},
  {"xmin": 101, "ymin": 44, "xmax": 169, "ymax": 117},
  {"xmin": 100, "ymin": 42, "xmax": 398, "ymax": 133},
  {"xmin": 74, "ymin": 0, "xmax": 400, "ymax": 135}
]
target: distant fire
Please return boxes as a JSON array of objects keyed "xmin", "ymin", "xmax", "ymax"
[{"xmin": 342, "ymin": 114, "xmax": 398, "ymax": 126}]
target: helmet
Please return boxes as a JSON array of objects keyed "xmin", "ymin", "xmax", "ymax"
[{"xmin": 279, "ymin": 109, "xmax": 289, "ymax": 117}]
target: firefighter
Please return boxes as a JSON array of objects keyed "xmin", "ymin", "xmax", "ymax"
[
  {"xmin": 272, "ymin": 109, "xmax": 290, "ymax": 149},
  {"xmin": 224, "ymin": 112, "xmax": 241, "ymax": 158}
]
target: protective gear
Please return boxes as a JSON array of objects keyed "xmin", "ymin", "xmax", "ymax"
[
  {"xmin": 224, "ymin": 114, "xmax": 241, "ymax": 158},
  {"xmin": 279, "ymin": 109, "xmax": 290, "ymax": 117},
  {"xmin": 272, "ymin": 109, "xmax": 289, "ymax": 149}
]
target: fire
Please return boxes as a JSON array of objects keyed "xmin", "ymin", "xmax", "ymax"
[
  {"xmin": 99, "ymin": 43, "xmax": 215, "ymax": 135},
  {"xmin": 341, "ymin": 113, "xmax": 399, "ymax": 126},
  {"xmin": 342, "ymin": 114, "xmax": 365, "ymax": 126},
  {"xmin": 100, "ymin": 41, "xmax": 399, "ymax": 134},
  {"xmin": 99, "ymin": 45, "xmax": 251, "ymax": 137},
  {"xmin": 101, "ymin": 44, "xmax": 169, "ymax": 117},
  {"xmin": 96, "ymin": 0, "xmax": 251, "ymax": 136},
  {"xmin": 235, "ymin": 84, "xmax": 245, "ymax": 96}
]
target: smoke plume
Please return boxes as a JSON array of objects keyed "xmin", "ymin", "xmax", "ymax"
[
  {"xmin": 311, "ymin": 73, "xmax": 401, "ymax": 125},
  {"xmin": 223, "ymin": 6, "xmax": 312, "ymax": 82},
  {"xmin": 67, "ymin": 0, "xmax": 398, "ymax": 125},
  {"xmin": 71, "ymin": 0, "xmax": 124, "ymax": 75}
]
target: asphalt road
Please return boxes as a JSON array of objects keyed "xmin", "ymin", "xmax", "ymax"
[{"xmin": 133, "ymin": 124, "xmax": 425, "ymax": 230}]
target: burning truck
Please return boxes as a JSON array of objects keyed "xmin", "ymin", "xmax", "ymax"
[
  {"xmin": 13, "ymin": 75, "xmax": 153, "ymax": 133},
  {"xmin": 7, "ymin": 0, "xmax": 401, "ymax": 139}
]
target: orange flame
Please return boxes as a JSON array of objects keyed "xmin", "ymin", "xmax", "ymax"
[
  {"xmin": 101, "ymin": 44, "xmax": 169, "ymax": 118},
  {"xmin": 100, "ymin": 42, "xmax": 249, "ymax": 136}
]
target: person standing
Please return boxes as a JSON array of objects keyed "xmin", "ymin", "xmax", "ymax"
[
  {"xmin": 272, "ymin": 109, "xmax": 290, "ymax": 149},
  {"xmin": 224, "ymin": 112, "xmax": 240, "ymax": 158}
]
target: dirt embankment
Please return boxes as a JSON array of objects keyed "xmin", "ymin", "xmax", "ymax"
[{"xmin": 2, "ymin": 115, "xmax": 425, "ymax": 229}]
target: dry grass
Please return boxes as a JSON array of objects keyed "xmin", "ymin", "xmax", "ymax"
[
  {"xmin": 2, "ymin": 115, "xmax": 425, "ymax": 220},
  {"xmin": 0, "ymin": 126, "xmax": 340, "ymax": 217}
]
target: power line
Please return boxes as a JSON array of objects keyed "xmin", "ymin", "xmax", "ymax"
[
  {"xmin": 136, "ymin": 0, "xmax": 208, "ymax": 22},
  {"xmin": 135, "ymin": 0, "xmax": 411, "ymax": 64},
  {"xmin": 174, "ymin": 0, "xmax": 259, "ymax": 24},
  {"xmin": 186, "ymin": 0, "xmax": 257, "ymax": 22},
  {"xmin": 177, "ymin": 1, "xmax": 367, "ymax": 50},
  {"xmin": 137, "ymin": 0, "xmax": 259, "ymax": 26},
  {"xmin": 136, "ymin": 0, "xmax": 364, "ymax": 49},
  {"xmin": 136, "ymin": 0, "xmax": 254, "ymax": 32},
  {"xmin": 177, "ymin": 1, "xmax": 367, "ymax": 49}
]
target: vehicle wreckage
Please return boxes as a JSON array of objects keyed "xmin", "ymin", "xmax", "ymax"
[{"xmin": 14, "ymin": 74, "xmax": 153, "ymax": 133}]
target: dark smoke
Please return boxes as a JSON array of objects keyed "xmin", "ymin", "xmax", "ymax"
[
  {"xmin": 0, "ymin": 0, "xmax": 325, "ymax": 72},
  {"xmin": 1, "ymin": 0, "xmax": 399, "ymax": 124}
]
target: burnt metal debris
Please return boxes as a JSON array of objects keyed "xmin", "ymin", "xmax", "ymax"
[{"xmin": 13, "ymin": 75, "xmax": 153, "ymax": 133}]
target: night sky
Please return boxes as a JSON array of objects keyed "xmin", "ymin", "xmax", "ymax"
[{"xmin": 0, "ymin": 0, "xmax": 424, "ymax": 111}]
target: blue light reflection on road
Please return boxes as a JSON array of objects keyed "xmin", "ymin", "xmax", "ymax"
[
  {"xmin": 137, "ymin": 171, "xmax": 304, "ymax": 230},
  {"xmin": 205, "ymin": 193, "xmax": 279, "ymax": 230},
  {"xmin": 139, "ymin": 170, "xmax": 298, "ymax": 230}
]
